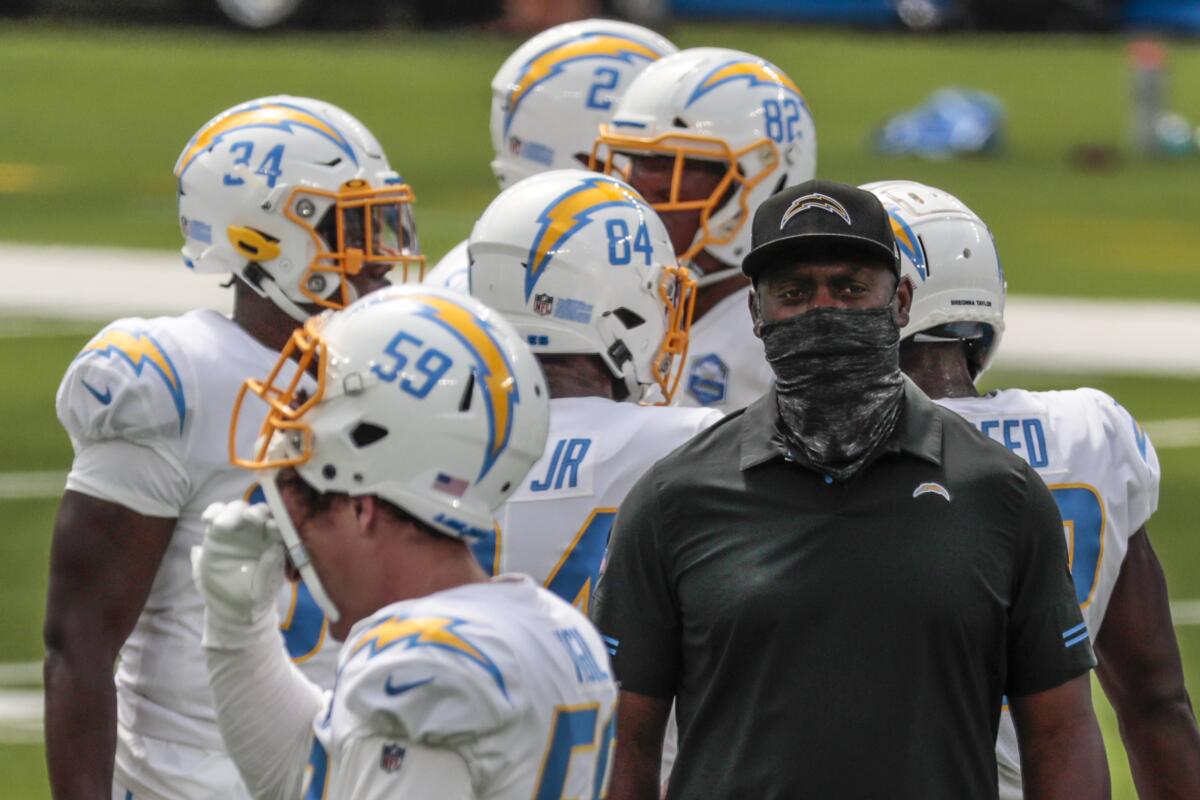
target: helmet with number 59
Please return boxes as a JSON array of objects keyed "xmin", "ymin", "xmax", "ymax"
[
  {"xmin": 468, "ymin": 169, "xmax": 696, "ymax": 404},
  {"xmin": 176, "ymin": 95, "xmax": 424, "ymax": 322},
  {"xmin": 230, "ymin": 285, "xmax": 549, "ymax": 621},
  {"xmin": 592, "ymin": 47, "xmax": 816, "ymax": 278}
]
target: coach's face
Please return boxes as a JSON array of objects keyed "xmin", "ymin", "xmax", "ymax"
[{"xmin": 751, "ymin": 258, "xmax": 912, "ymax": 333}]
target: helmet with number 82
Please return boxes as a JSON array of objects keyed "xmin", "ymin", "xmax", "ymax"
[
  {"xmin": 230, "ymin": 285, "xmax": 549, "ymax": 620},
  {"xmin": 490, "ymin": 18, "xmax": 677, "ymax": 190},
  {"xmin": 176, "ymin": 95, "xmax": 423, "ymax": 322},
  {"xmin": 591, "ymin": 47, "xmax": 816, "ymax": 274},
  {"xmin": 862, "ymin": 179, "xmax": 1006, "ymax": 377},
  {"xmin": 468, "ymin": 169, "xmax": 696, "ymax": 404}
]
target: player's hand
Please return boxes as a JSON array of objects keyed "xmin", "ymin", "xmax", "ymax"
[{"xmin": 192, "ymin": 500, "xmax": 286, "ymax": 628}]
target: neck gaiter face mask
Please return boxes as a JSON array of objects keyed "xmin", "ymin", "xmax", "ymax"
[{"xmin": 760, "ymin": 305, "xmax": 906, "ymax": 481}]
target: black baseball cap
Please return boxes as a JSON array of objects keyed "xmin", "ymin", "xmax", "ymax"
[{"xmin": 741, "ymin": 179, "xmax": 900, "ymax": 280}]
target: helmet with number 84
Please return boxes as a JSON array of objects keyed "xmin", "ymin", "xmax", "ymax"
[
  {"xmin": 176, "ymin": 95, "xmax": 423, "ymax": 322},
  {"xmin": 490, "ymin": 18, "xmax": 677, "ymax": 190},
  {"xmin": 468, "ymin": 169, "xmax": 696, "ymax": 404},
  {"xmin": 230, "ymin": 285, "xmax": 549, "ymax": 620},
  {"xmin": 863, "ymin": 179, "xmax": 1006, "ymax": 377},
  {"xmin": 591, "ymin": 47, "xmax": 816, "ymax": 275}
]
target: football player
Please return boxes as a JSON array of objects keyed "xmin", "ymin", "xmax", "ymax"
[
  {"xmin": 591, "ymin": 47, "xmax": 816, "ymax": 411},
  {"xmin": 869, "ymin": 179, "xmax": 1200, "ymax": 799},
  {"xmin": 422, "ymin": 17, "xmax": 676, "ymax": 293},
  {"xmin": 45, "ymin": 96, "xmax": 421, "ymax": 798},
  {"xmin": 197, "ymin": 286, "xmax": 618, "ymax": 799},
  {"xmin": 465, "ymin": 169, "xmax": 722, "ymax": 613}
]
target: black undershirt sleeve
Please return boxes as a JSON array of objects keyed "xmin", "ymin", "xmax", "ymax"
[
  {"xmin": 1005, "ymin": 463, "xmax": 1097, "ymax": 697},
  {"xmin": 589, "ymin": 464, "xmax": 680, "ymax": 698}
]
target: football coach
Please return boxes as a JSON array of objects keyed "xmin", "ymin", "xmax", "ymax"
[{"xmin": 593, "ymin": 180, "xmax": 1110, "ymax": 800}]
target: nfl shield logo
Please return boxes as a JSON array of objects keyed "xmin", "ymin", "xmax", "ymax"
[
  {"xmin": 380, "ymin": 742, "xmax": 406, "ymax": 773},
  {"xmin": 533, "ymin": 293, "xmax": 554, "ymax": 316}
]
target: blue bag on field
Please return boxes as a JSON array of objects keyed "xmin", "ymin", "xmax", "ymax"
[{"xmin": 872, "ymin": 87, "xmax": 1005, "ymax": 159}]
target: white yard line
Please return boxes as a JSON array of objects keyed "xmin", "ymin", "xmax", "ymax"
[{"xmin": 0, "ymin": 472, "xmax": 65, "ymax": 501}]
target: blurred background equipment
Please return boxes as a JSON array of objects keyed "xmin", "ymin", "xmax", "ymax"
[{"xmin": 872, "ymin": 88, "xmax": 1005, "ymax": 159}]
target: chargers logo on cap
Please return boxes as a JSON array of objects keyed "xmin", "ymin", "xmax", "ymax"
[{"xmin": 779, "ymin": 193, "xmax": 852, "ymax": 230}]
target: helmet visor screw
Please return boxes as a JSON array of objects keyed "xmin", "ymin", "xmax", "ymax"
[{"xmin": 296, "ymin": 199, "xmax": 316, "ymax": 218}]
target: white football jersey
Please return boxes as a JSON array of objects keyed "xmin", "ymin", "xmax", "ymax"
[
  {"xmin": 676, "ymin": 285, "xmax": 773, "ymax": 411},
  {"xmin": 56, "ymin": 310, "xmax": 337, "ymax": 797},
  {"xmin": 421, "ymin": 238, "xmax": 471, "ymax": 294},
  {"xmin": 473, "ymin": 396, "xmax": 721, "ymax": 613},
  {"xmin": 936, "ymin": 387, "xmax": 1160, "ymax": 799},
  {"xmin": 305, "ymin": 576, "xmax": 618, "ymax": 799}
]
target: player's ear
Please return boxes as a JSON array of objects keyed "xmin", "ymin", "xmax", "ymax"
[
  {"xmin": 352, "ymin": 495, "xmax": 378, "ymax": 536},
  {"xmin": 893, "ymin": 275, "xmax": 914, "ymax": 329},
  {"xmin": 749, "ymin": 285, "xmax": 764, "ymax": 338}
]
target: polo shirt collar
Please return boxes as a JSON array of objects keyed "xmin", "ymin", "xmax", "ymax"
[{"xmin": 739, "ymin": 376, "xmax": 943, "ymax": 471}]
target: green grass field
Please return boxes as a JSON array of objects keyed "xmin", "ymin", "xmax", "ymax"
[{"xmin": 1, "ymin": 19, "xmax": 1198, "ymax": 800}]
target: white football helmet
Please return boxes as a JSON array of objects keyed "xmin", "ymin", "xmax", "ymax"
[
  {"xmin": 230, "ymin": 285, "xmax": 549, "ymax": 620},
  {"xmin": 862, "ymin": 179, "xmax": 1006, "ymax": 377},
  {"xmin": 591, "ymin": 47, "xmax": 817, "ymax": 279},
  {"xmin": 176, "ymin": 95, "xmax": 424, "ymax": 323},
  {"xmin": 490, "ymin": 18, "xmax": 676, "ymax": 190},
  {"xmin": 468, "ymin": 169, "xmax": 696, "ymax": 404}
]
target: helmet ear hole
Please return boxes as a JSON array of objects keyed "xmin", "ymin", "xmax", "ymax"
[
  {"xmin": 612, "ymin": 307, "xmax": 646, "ymax": 329},
  {"xmin": 350, "ymin": 422, "xmax": 388, "ymax": 448},
  {"xmin": 459, "ymin": 372, "xmax": 476, "ymax": 412}
]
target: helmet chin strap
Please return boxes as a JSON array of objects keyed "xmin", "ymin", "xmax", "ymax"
[
  {"xmin": 259, "ymin": 473, "xmax": 342, "ymax": 624},
  {"xmin": 258, "ymin": 277, "xmax": 315, "ymax": 323}
]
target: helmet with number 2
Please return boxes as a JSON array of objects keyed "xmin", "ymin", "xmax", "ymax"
[
  {"xmin": 862, "ymin": 180, "xmax": 1006, "ymax": 378},
  {"xmin": 176, "ymin": 95, "xmax": 423, "ymax": 323},
  {"xmin": 592, "ymin": 47, "xmax": 816, "ymax": 274},
  {"xmin": 490, "ymin": 19, "xmax": 677, "ymax": 190},
  {"xmin": 230, "ymin": 285, "xmax": 549, "ymax": 621},
  {"xmin": 468, "ymin": 169, "xmax": 696, "ymax": 404}
]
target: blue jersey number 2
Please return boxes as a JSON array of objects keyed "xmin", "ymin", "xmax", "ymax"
[{"xmin": 1049, "ymin": 484, "xmax": 1105, "ymax": 608}]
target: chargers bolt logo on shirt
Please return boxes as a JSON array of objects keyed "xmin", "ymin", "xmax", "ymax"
[
  {"xmin": 887, "ymin": 208, "xmax": 928, "ymax": 281},
  {"xmin": 351, "ymin": 615, "xmax": 508, "ymax": 698},
  {"xmin": 78, "ymin": 329, "xmax": 187, "ymax": 433},
  {"xmin": 526, "ymin": 176, "xmax": 646, "ymax": 301},
  {"xmin": 504, "ymin": 32, "xmax": 666, "ymax": 135},
  {"xmin": 406, "ymin": 294, "xmax": 519, "ymax": 481},
  {"xmin": 912, "ymin": 482, "xmax": 952, "ymax": 502},
  {"xmin": 780, "ymin": 193, "xmax": 852, "ymax": 229},
  {"xmin": 686, "ymin": 58, "xmax": 803, "ymax": 108},
  {"xmin": 174, "ymin": 100, "xmax": 357, "ymax": 179}
]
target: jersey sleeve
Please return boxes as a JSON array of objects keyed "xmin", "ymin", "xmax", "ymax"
[
  {"xmin": 1006, "ymin": 463, "xmax": 1097, "ymax": 697},
  {"xmin": 590, "ymin": 464, "xmax": 680, "ymax": 698},
  {"xmin": 55, "ymin": 321, "xmax": 193, "ymax": 516},
  {"xmin": 1081, "ymin": 388, "xmax": 1161, "ymax": 532},
  {"xmin": 338, "ymin": 615, "xmax": 519, "ymax": 749},
  {"xmin": 327, "ymin": 737, "xmax": 475, "ymax": 800}
]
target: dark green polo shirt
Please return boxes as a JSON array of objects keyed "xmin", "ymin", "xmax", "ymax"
[{"xmin": 592, "ymin": 380, "xmax": 1094, "ymax": 800}]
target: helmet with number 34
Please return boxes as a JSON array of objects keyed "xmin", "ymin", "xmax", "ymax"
[
  {"xmin": 176, "ymin": 95, "xmax": 424, "ymax": 322},
  {"xmin": 592, "ymin": 47, "xmax": 817, "ymax": 274}
]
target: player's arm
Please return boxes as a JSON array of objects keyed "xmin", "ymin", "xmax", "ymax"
[
  {"xmin": 1010, "ymin": 673, "xmax": 1109, "ymax": 799},
  {"xmin": 43, "ymin": 491, "xmax": 175, "ymax": 798},
  {"xmin": 1094, "ymin": 526, "xmax": 1200, "ymax": 799},
  {"xmin": 608, "ymin": 691, "xmax": 672, "ymax": 800},
  {"xmin": 196, "ymin": 501, "xmax": 322, "ymax": 800}
]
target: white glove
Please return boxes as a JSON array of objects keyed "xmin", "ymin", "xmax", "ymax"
[{"xmin": 192, "ymin": 500, "xmax": 287, "ymax": 647}]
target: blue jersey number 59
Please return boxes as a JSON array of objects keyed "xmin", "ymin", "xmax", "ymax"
[{"xmin": 535, "ymin": 705, "xmax": 616, "ymax": 800}]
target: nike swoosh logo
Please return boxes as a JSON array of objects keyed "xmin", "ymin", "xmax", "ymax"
[
  {"xmin": 81, "ymin": 380, "xmax": 112, "ymax": 405},
  {"xmin": 384, "ymin": 675, "xmax": 434, "ymax": 696}
]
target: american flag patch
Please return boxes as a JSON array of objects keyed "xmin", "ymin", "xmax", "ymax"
[{"xmin": 433, "ymin": 473, "xmax": 469, "ymax": 497}]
